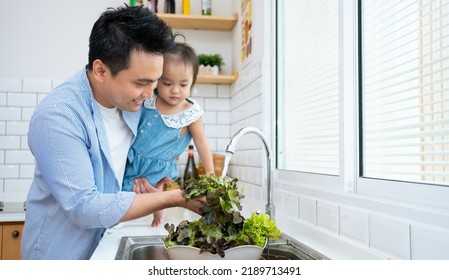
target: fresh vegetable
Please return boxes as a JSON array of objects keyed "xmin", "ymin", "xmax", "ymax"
[{"xmin": 163, "ymin": 174, "xmax": 280, "ymax": 258}]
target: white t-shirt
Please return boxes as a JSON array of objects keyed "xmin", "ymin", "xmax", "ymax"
[{"xmin": 97, "ymin": 103, "xmax": 133, "ymax": 188}]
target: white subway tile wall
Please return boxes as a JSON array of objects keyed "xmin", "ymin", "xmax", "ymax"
[
  {"xmin": 0, "ymin": 78, "xmax": 231, "ymax": 195},
  {"xmin": 300, "ymin": 196, "xmax": 317, "ymax": 225},
  {"xmin": 339, "ymin": 206, "xmax": 370, "ymax": 246},
  {"xmin": 317, "ymin": 201, "xmax": 339, "ymax": 234},
  {"xmin": 369, "ymin": 214, "xmax": 411, "ymax": 259},
  {"xmin": 411, "ymin": 224, "xmax": 449, "ymax": 259}
]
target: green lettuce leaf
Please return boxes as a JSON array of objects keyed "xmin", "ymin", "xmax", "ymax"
[{"xmin": 163, "ymin": 174, "xmax": 281, "ymax": 257}]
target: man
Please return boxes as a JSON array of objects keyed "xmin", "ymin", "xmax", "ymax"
[{"xmin": 21, "ymin": 5, "xmax": 204, "ymax": 260}]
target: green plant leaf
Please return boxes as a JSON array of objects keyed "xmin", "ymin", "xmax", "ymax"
[{"xmin": 163, "ymin": 174, "xmax": 280, "ymax": 257}]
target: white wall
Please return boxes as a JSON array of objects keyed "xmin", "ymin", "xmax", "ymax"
[{"xmin": 0, "ymin": 0, "xmax": 126, "ymax": 79}]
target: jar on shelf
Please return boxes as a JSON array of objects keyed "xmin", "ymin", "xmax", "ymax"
[
  {"xmin": 202, "ymin": 0, "xmax": 212, "ymax": 16},
  {"xmin": 164, "ymin": 0, "xmax": 175, "ymax": 14},
  {"xmin": 182, "ymin": 0, "xmax": 190, "ymax": 15},
  {"xmin": 148, "ymin": 0, "xmax": 158, "ymax": 13}
]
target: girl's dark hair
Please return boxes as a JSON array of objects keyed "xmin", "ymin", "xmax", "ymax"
[
  {"xmin": 164, "ymin": 35, "xmax": 199, "ymax": 86},
  {"xmin": 87, "ymin": 5, "xmax": 175, "ymax": 76}
]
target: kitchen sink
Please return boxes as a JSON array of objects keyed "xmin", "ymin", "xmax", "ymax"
[{"xmin": 115, "ymin": 233, "xmax": 329, "ymax": 260}]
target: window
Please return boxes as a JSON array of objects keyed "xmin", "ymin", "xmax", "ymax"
[
  {"xmin": 276, "ymin": 0, "xmax": 340, "ymax": 176},
  {"xmin": 276, "ymin": 0, "xmax": 449, "ymax": 207},
  {"xmin": 360, "ymin": 0, "xmax": 449, "ymax": 187}
]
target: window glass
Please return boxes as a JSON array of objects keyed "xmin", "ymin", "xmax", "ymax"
[
  {"xmin": 360, "ymin": 0, "xmax": 449, "ymax": 186},
  {"xmin": 276, "ymin": 0, "xmax": 340, "ymax": 175}
]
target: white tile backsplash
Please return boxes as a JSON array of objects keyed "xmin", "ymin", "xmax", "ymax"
[
  {"xmin": 340, "ymin": 206, "xmax": 370, "ymax": 246},
  {"xmin": 217, "ymin": 111, "xmax": 230, "ymax": 124},
  {"xmin": 193, "ymin": 84, "xmax": 217, "ymax": 98},
  {"xmin": 4, "ymin": 178, "xmax": 32, "ymax": 193},
  {"xmin": 204, "ymin": 124, "xmax": 230, "ymax": 138},
  {"xmin": 283, "ymin": 192, "xmax": 298, "ymax": 217},
  {"xmin": 22, "ymin": 78, "xmax": 52, "ymax": 93},
  {"xmin": 217, "ymin": 84, "xmax": 231, "ymax": 97},
  {"xmin": 202, "ymin": 111, "xmax": 217, "ymax": 124},
  {"xmin": 0, "ymin": 78, "xmax": 22, "ymax": 92},
  {"xmin": 0, "ymin": 107, "xmax": 22, "ymax": 121},
  {"xmin": 204, "ymin": 98, "xmax": 230, "ymax": 111},
  {"xmin": 300, "ymin": 196, "xmax": 317, "ymax": 225},
  {"xmin": 370, "ymin": 214, "xmax": 410, "ymax": 259},
  {"xmin": 20, "ymin": 136, "xmax": 29, "ymax": 150},
  {"xmin": 37, "ymin": 93, "xmax": 48, "ymax": 104},
  {"xmin": 6, "ymin": 121, "xmax": 29, "ymax": 135},
  {"xmin": 20, "ymin": 164, "xmax": 35, "ymax": 178},
  {"xmin": 216, "ymin": 138, "xmax": 230, "ymax": 153},
  {"xmin": 317, "ymin": 201, "xmax": 339, "ymax": 234},
  {"xmin": 0, "ymin": 92, "xmax": 6, "ymax": 106},
  {"xmin": 5, "ymin": 150, "xmax": 35, "ymax": 164},
  {"xmin": 21, "ymin": 107, "xmax": 36, "ymax": 121},
  {"xmin": 7, "ymin": 92, "xmax": 37, "ymax": 107},
  {"xmin": 0, "ymin": 164, "xmax": 19, "ymax": 178},
  {"xmin": 0, "ymin": 136, "xmax": 21, "ymax": 149},
  {"xmin": 411, "ymin": 223, "xmax": 449, "ymax": 259}
]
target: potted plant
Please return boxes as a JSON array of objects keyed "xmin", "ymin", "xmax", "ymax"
[{"xmin": 198, "ymin": 53, "xmax": 225, "ymax": 75}]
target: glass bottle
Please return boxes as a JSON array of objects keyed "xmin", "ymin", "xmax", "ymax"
[
  {"xmin": 148, "ymin": 0, "xmax": 158, "ymax": 13},
  {"xmin": 183, "ymin": 145, "xmax": 198, "ymax": 187},
  {"xmin": 202, "ymin": 0, "xmax": 212, "ymax": 15},
  {"xmin": 164, "ymin": 0, "xmax": 175, "ymax": 14},
  {"xmin": 197, "ymin": 158, "xmax": 205, "ymax": 176},
  {"xmin": 182, "ymin": 0, "xmax": 190, "ymax": 15}
]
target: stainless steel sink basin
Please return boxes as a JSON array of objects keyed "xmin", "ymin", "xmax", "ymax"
[{"xmin": 115, "ymin": 233, "xmax": 328, "ymax": 260}]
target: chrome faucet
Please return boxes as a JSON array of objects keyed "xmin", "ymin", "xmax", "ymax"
[{"xmin": 222, "ymin": 127, "xmax": 275, "ymax": 220}]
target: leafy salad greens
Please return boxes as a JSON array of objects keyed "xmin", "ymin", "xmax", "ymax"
[{"xmin": 163, "ymin": 174, "xmax": 281, "ymax": 258}]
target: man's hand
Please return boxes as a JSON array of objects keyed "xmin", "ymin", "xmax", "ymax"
[
  {"xmin": 132, "ymin": 177, "xmax": 172, "ymax": 194},
  {"xmin": 132, "ymin": 177, "xmax": 172, "ymax": 227}
]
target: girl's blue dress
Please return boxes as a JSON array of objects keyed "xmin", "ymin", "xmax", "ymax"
[{"xmin": 122, "ymin": 95, "xmax": 203, "ymax": 191}]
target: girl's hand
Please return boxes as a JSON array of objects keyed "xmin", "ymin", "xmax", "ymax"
[{"xmin": 132, "ymin": 177, "xmax": 172, "ymax": 194}]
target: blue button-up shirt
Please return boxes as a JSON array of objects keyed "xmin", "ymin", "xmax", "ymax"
[{"xmin": 21, "ymin": 68, "xmax": 141, "ymax": 259}]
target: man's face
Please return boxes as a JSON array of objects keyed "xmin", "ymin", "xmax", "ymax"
[{"xmin": 95, "ymin": 50, "xmax": 164, "ymax": 112}]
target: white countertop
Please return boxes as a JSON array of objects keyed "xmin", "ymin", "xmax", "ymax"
[
  {"xmin": 0, "ymin": 194, "xmax": 27, "ymax": 222},
  {"xmin": 0, "ymin": 212, "xmax": 25, "ymax": 222}
]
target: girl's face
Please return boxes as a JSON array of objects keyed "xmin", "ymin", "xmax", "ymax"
[{"xmin": 156, "ymin": 60, "xmax": 194, "ymax": 107}]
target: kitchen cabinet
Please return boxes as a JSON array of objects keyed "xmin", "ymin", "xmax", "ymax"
[
  {"xmin": 0, "ymin": 222, "xmax": 24, "ymax": 260},
  {"xmin": 157, "ymin": 13, "xmax": 238, "ymax": 85}
]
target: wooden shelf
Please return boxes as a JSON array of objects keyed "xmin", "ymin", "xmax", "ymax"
[
  {"xmin": 157, "ymin": 13, "xmax": 239, "ymax": 84},
  {"xmin": 197, "ymin": 72, "xmax": 238, "ymax": 85},
  {"xmin": 157, "ymin": 13, "xmax": 238, "ymax": 31}
]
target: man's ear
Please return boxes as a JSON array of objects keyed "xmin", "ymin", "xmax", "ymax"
[{"xmin": 92, "ymin": 59, "xmax": 108, "ymax": 82}]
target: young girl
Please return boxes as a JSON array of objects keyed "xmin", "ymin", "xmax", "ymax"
[{"xmin": 122, "ymin": 41, "xmax": 214, "ymax": 226}]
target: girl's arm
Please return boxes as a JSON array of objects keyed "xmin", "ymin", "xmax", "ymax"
[{"xmin": 188, "ymin": 117, "xmax": 214, "ymax": 174}]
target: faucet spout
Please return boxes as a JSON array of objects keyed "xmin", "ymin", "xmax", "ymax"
[{"xmin": 222, "ymin": 127, "xmax": 275, "ymax": 220}]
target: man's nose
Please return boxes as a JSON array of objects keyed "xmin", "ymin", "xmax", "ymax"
[{"xmin": 142, "ymin": 83, "xmax": 157, "ymax": 98}]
